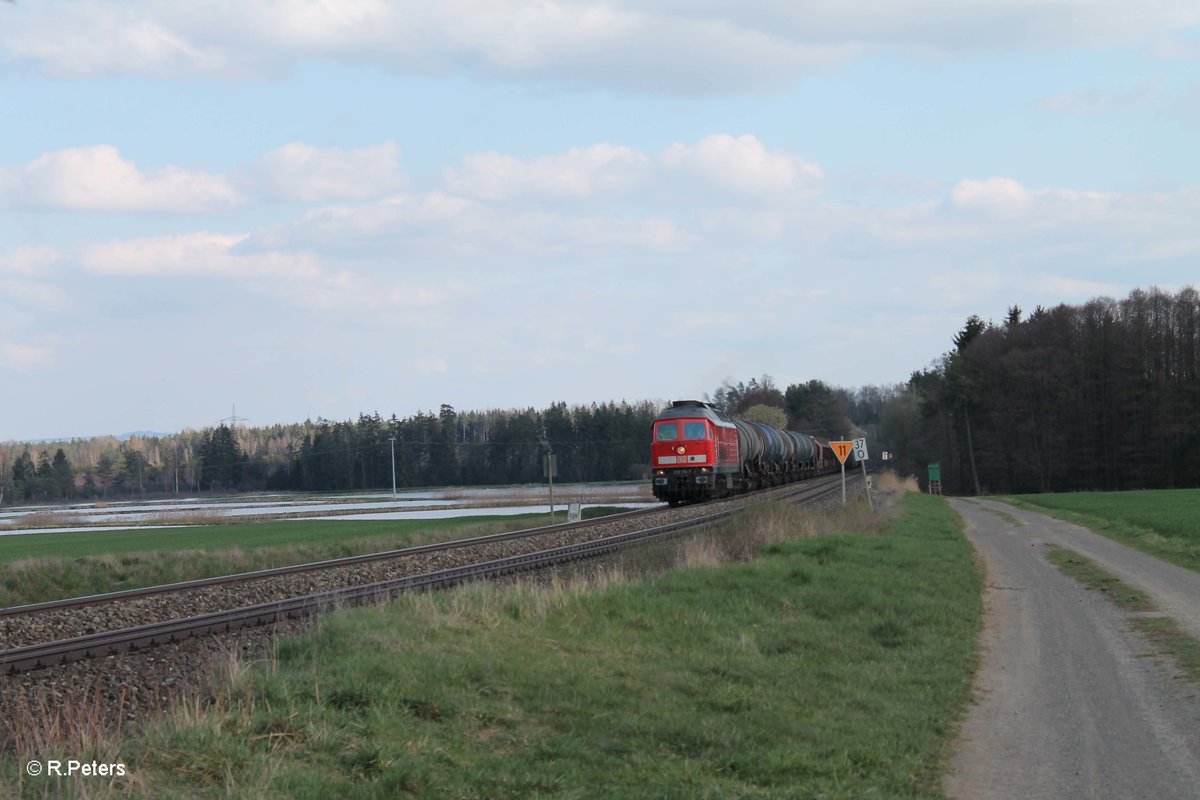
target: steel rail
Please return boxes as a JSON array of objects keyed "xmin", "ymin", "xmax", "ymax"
[
  {"xmin": 0, "ymin": 477, "xmax": 845, "ymax": 674},
  {"xmin": 1, "ymin": 474, "xmax": 826, "ymax": 618}
]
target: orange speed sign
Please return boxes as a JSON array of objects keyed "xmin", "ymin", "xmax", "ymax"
[{"xmin": 830, "ymin": 441, "xmax": 853, "ymax": 464}]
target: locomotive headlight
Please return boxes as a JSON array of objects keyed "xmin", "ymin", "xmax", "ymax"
[
  {"xmin": 654, "ymin": 469, "xmax": 665, "ymax": 476},
  {"xmin": 700, "ymin": 467, "xmax": 710, "ymax": 473},
  {"xmin": 676, "ymin": 446, "xmax": 685, "ymax": 455}
]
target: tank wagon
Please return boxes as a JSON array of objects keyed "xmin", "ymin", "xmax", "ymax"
[{"xmin": 650, "ymin": 400, "xmax": 837, "ymax": 505}]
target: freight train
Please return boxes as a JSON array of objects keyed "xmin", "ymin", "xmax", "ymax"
[{"xmin": 650, "ymin": 400, "xmax": 840, "ymax": 505}]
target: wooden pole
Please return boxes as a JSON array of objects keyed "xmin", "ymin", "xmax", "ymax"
[{"xmin": 547, "ymin": 450, "xmax": 555, "ymax": 524}]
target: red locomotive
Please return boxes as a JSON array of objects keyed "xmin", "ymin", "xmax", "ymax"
[{"xmin": 650, "ymin": 400, "xmax": 837, "ymax": 505}]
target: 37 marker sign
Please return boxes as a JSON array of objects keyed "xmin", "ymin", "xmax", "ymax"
[{"xmin": 852, "ymin": 437, "xmax": 869, "ymax": 461}]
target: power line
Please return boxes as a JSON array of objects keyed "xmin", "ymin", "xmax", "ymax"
[{"xmin": 216, "ymin": 403, "xmax": 249, "ymax": 428}]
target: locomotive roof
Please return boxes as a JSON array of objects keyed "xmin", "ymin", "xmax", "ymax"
[{"xmin": 654, "ymin": 400, "xmax": 735, "ymax": 425}]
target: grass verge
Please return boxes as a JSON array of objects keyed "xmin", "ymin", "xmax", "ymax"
[
  {"xmin": 1132, "ymin": 617, "xmax": 1200, "ymax": 683},
  {"xmin": 1044, "ymin": 548, "xmax": 1155, "ymax": 611},
  {"xmin": 1002, "ymin": 489, "xmax": 1200, "ymax": 574},
  {"xmin": 3, "ymin": 492, "xmax": 982, "ymax": 798},
  {"xmin": 1045, "ymin": 547, "xmax": 1200, "ymax": 685}
]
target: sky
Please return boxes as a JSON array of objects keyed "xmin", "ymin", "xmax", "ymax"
[{"xmin": 1, "ymin": 1, "xmax": 1198, "ymax": 442}]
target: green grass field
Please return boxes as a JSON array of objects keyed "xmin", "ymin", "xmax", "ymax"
[
  {"xmin": 4, "ymin": 493, "xmax": 983, "ymax": 798},
  {"xmin": 1004, "ymin": 488, "xmax": 1200, "ymax": 573},
  {"xmin": 0, "ymin": 511, "xmax": 624, "ymax": 608}
]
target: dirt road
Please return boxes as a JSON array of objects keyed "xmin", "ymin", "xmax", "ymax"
[{"xmin": 944, "ymin": 498, "xmax": 1200, "ymax": 800}]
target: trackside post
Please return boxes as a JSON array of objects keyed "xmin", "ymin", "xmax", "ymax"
[
  {"xmin": 853, "ymin": 437, "xmax": 873, "ymax": 512},
  {"xmin": 830, "ymin": 440, "xmax": 853, "ymax": 505}
]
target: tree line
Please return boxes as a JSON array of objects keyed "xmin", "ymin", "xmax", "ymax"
[
  {"xmin": 0, "ymin": 401, "xmax": 661, "ymax": 503},
  {"xmin": 879, "ymin": 286, "xmax": 1200, "ymax": 494},
  {"xmin": 4, "ymin": 285, "xmax": 1196, "ymax": 503},
  {"xmin": 0, "ymin": 383, "xmax": 862, "ymax": 505}
]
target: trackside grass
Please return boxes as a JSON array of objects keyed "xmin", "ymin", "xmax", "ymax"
[
  {"xmin": 0, "ymin": 512, "xmax": 615, "ymax": 608},
  {"xmin": 4, "ymin": 493, "xmax": 982, "ymax": 799},
  {"xmin": 1003, "ymin": 489, "xmax": 1200, "ymax": 574}
]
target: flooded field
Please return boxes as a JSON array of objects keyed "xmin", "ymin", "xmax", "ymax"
[{"xmin": 0, "ymin": 482, "xmax": 658, "ymax": 536}]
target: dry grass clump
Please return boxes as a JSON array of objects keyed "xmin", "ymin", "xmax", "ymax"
[
  {"xmin": 874, "ymin": 470, "xmax": 920, "ymax": 495},
  {"xmin": 400, "ymin": 566, "xmax": 634, "ymax": 630},
  {"xmin": 673, "ymin": 497, "xmax": 886, "ymax": 572},
  {"xmin": 8, "ymin": 511, "xmax": 87, "ymax": 529},
  {"xmin": 141, "ymin": 509, "xmax": 223, "ymax": 526},
  {"xmin": 1, "ymin": 684, "xmax": 127, "ymax": 760}
]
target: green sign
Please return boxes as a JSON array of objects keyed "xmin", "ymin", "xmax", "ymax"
[{"xmin": 927, "ymin": 462, "xmax": 941, "ymax": 482}]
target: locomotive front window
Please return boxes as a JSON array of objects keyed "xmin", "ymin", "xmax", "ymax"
[
  {"xmin": 683, "ymin": 422, "xmax": 707, "ymax": 439},
  {"xmin": 655, "ymin": 422, "xmax": 680, "ymax": 441}
]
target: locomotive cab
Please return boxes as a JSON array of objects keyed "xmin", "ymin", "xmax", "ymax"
[{"xmin": 650, "ymin": 401, "xmax": 739, "ymax": 504}]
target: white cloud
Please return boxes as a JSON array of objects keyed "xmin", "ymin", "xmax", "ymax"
[
  {"xmin": 0, "ymin": 246, "xmax": 62, "ymax": 275},
  {"xmin": 950, "ymin": 177, "xmax": 1033, "ymax": 216},
  {"xmin": 13, "ymin": 1, "xmax": 1195, "ymax": 92},
  {"xmin": 844, "ymin": 177, "xmax": 1200, "ymax": 278},
  {"xmin": 0, "ymin": 1, "xmax": 848, "ymax": 91},
  {"xmin": 257, "ymin": 186, "xmax": 695, "ymax": 258},
  {"xmin": 79, "ymin": 231, "xmax": 445, "ymax": 310},
  {"xmin": 7, "ymin": 146, "xmax": 241, "ymax": 212},
  {"xmin": 250, "ymin": 141, "xmax": 407, "ymax": 203},
  {"xmin": 444, "ymin": 144, "xmax": 649, "ymax": 201},
  {"xmin": 663, "ymin": 134, "xmax": 823, "ymax": 195},
  {"xmin": 1150, "ymin": 34, "xmax": 1200, "ymax": 60},
  {"xmin": 0, "ymin": 343, "xmax": 54, "ymax": 371},
  {"xmin": 81, "ymin": 232, "xmax": 300, "ymax": 277},
  {"xmin": 250, "ymin": 192, "xmax": 486, "ymax": 253},
  {"xmin": 205, "ymin": 141, "xmax": 1200, "ymax": 281},
  {"xmin": 1034, "ymin": 78, "xmax": 1162, "ymax": 114},
  {"xmin": 0, "ymin": 248, "xmax": 69, "ymax": 329},
  {"xmin": 555, "ymin": 215, "xmax": 695, "ymax": 252},
  {"xmin": 949, "ymin": 177, "xmax": 1121, "ymax": 228},
  {"xmin": 1030, "ymin": 275, "xmax": 1126, "ymax": 298},
  {"xmin": 1, "ymin": 4, "xmax": 231, "ymax": 79},
  {"xmin": 415, "ymin": 357, "xmax": 449, "ymax": 373},
  {"xmin": 0, "ymin": 280, "xmax": 68, "ymax": 311}
]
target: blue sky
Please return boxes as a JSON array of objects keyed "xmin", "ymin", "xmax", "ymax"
[{"xmin": 2, "ymin": 1, "xmax": 1198, "ymax": 441}]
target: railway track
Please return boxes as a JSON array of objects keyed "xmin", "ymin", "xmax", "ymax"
[
  {"xmin": 0, "ymin": 476, "xmax": 846, "ymax": 675},
  {"xmin": 0, "ymin": 504, "xmax": 669, "ymax": 619}
]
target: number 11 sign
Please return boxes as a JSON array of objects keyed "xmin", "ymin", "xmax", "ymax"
[{"xmin": 829, "ymin": 441, "xmax": 852, "ymax": 504}]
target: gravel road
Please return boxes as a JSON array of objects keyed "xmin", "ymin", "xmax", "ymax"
[{"xmin": 944, "ymin": 498, "xmax": 1200, "ymax": 800}]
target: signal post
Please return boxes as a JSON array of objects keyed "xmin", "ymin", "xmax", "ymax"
[
  {"xmin": 829, "ymin": 439, "xmax": 872, "ymax": 509},
  {"xmin": 852, "ymin": 437, "xmax": 873, "ymax": 512},
  {"xmin": 830, "ymin": 440, "xmax": 853, "ymax": 505}
]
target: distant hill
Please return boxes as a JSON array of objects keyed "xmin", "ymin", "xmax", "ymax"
[
  {"xmin": 4, "ymin": 430, "xmax": 173, "ymax": 445},
  {"xmin": 116, "ymin": 431, "xmax": 172, "ymax": 441}
]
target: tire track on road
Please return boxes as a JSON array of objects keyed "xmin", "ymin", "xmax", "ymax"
[{"xmin": 945, "ymin": 499, "xmax": 1200, "ymax": 800}]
